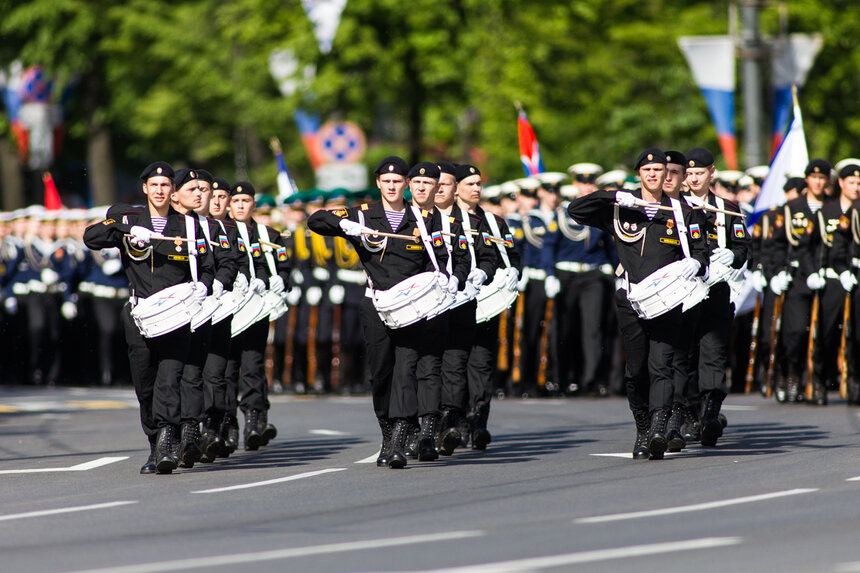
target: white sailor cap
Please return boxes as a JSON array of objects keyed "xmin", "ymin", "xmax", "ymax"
[
  {"xmin": 595, "ymin": 169, "xmax": 628, "ymax": 188},
  {"xmin": 87, "ymin": 206, "xmax": 108, "ymax": 220},
  {"xmin": 535, "ymin": 171, "xmax": 568, "ymax": 186},
  {"xmin": 0, "ymin": 211, "xmax": 11, "ymax": 223},
  {"xmin": 567, "ymin": 162, "xmax": 604, "ymax": 181},
  {"xmin": 745, "ymin": 165, "xmax": 769, "ymax": 181},
  {"xmin": 10, "ymin": 208, "xmax": 25, "ymax": 220},
  {"xmin": 560, "ymin": 184, "xmax": 578, "ymax": 198},
  {"xmin": 716, "ymin": 170, "xmax": 744, "ymax": 185},
  {"xmin": 481, "ymin": 185, "xmax": 501, "ymax": 200},
  {"xmin": 739, "ymin": 175, "xmax": 754, "ymax": 188},
  {"xmin": 835, "ymin": 158, "xmax": 860, "ymax": 174},
  {"xmin": 513, "ymin": 177, "xmax": 541, "ymax": 191},
  {"xmin": 622, "ymin": 177, "xmax": 640, "ymax": 191},
  {"xmin": 499, "ymin": 181, "xmax": 520, "ymax": 197},
  {"xmin": 24, "ymin": 205, "xmax": 45, "ymax": 218}
]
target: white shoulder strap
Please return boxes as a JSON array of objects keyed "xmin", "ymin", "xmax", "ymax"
[
  {"xmin": 715, "ymin": 196, "xmax": 727, "ymax": 248},
  {"xmin": 184, "ymin": 214, "xmax": 198, "ymax": 282},
  {"xmin": 256, "ymin": 222, "xmax": 278, "ymax": 277},
  {"xmin": 669, "ymin": 198, "xmax": 692, "ymax": 259},
  {"xmin": 458, "ymin": 207, "xmax": 477, "ymax": 272},
  {"xmin": 484, "ymin": 211, "xmax": 511, "ymax": 268},
  {"xmin": 441, "ymin": 214, "xmax": 453, "ymax": 275},
  {"xmin": 197, "ymin": 214, "xmax": 212, "ymax": 243},
  {"xmin": 235, "ymin": 221, "xmax": 256, "ymax": 279},
  {"xmin": 410, "ymin": 205, "xmax": 440, "ymax": 273}
]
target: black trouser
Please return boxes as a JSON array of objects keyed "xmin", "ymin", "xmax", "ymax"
[
  {"xmin": 672, "ymin": 304, "xmax": 701, "ymax": 407},
  {"xmin": 688, "ymin": 283, "xmax": 733, "ymax": 399},
  {"xmin": 180, "ymin": 322, "xmax": 210, "ymax": 424},
  {"xmin": 271, "ymin": 311, "xmax": 289, "ymax": 384},
  {"xmin": 752, "ymin": 289, "xmax": 776, "ymax": 388},
  {"xmin": 468, "ymin": 315, "xmax": 500, "ymax": 414},
  {"xmin": 816, "ymin": 278, "xmax": 845, "ymax": 386},
  {"xmin": 203, "ymin": 318, "xmax": 231, "ymax": 416},
  {"xmin": 122, "ymin": 304, "xmax": 189, "ymax": 438},
  {"xmin": 25, "ymin": 292, "xmax": 61, "ymax": 384},
  {"xmin": 440, "ymin": 302, "xmax": 476, "ymax": 412},
  {"xmin": 359, "ymin": 297, "xmax": 427, "ymax": 419},
  {"xmin": 614, "ymin": 289, "xmax": 679, "ymax": 414},
  {"xmin": 92, "ymin": 296, "xmax": 126, "ymax": 383},
  {"xmin": 225, "ymin": 318, "xmax": 270, "ymax": 415},
  {"xmin": 847, "ymin": 289, "xmax": 860, "ymax": 380},
  {"xmin": 415, "ymin": 313, "xmax": 444, "ymax": 417},
  {"xmin": 520, "ymin": 276, "xmax": 547, "ymax": 394},
  {"xmin": 779, "ymin": 281, "xmax": 814, "ymax": 378},
  {"xmin": 555, "ymin": 269, "xmax": 607, "ymax": 391}
]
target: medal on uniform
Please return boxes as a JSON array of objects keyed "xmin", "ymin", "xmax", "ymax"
[
  {"xmin": 623, "ymin": 221, "xmax": 630, "ymax": 230},
  {"xmin": 174, "ymin": 238, "xmax": 182, "ymax": 253},
  {"xmin": 666, "ymin": 219, "xmax": 674, "ymax": 236},
  {"xmin": 630, "ymin": 223, "xmax": 637, "ymax": 231}
]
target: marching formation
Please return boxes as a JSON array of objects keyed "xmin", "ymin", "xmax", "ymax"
[{"xmin": 2, "ymin": 148, "xmax": 860, "ymax": 470}]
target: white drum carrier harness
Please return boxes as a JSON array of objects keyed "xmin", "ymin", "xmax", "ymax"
[{"xmin": 475, "ymin": 211, "xmax": 518, "ymax": 323}]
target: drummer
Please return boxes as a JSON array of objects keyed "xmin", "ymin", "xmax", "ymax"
[
  {"xmin": 568, "ymin": 148, "xmax": 708, "ymax": 460},
  {"xmin": 83, "ymin": 161, "xmax": 215, "ymax": 475},
  {"xmin": 307, "ymin": 156, "xmax": 452, "ymax": 469}
]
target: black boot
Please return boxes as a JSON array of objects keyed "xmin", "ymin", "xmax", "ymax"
[
  {"xmin": 666, "ymin": 403, "xmax": 686, "ymax": 452},
  {"xmin": 848, "ymin": 378, "xmax": 860, "ymax": 405},
  {"xmin": 376, "ymin": 417, "xmax": 393, "ymax": 467},
  {"xmin": 437, "ymin": 409, "xmax": 462, "ymax": 456},
  {"xmin": 647, "ymin": 408, "xmax": 669, "ymax": 460},
  {"xmin": 178, "ymin": 422, "xmax": 202, "ymax": 468},
  {"xmin": 811, "ymin": 380, "xmax": 828, "ymax": 406},
  {"xmin": 155, "ymin": 426, "xmax": 179, "ymax": 474},
  {"xmin": 786, "ymin": 369, "xmax": 801, "ymax": 402},
  {"xmin": 700, "ymin": 392, "xmax": 724, "ymax": 447},
  {"xmin": 632, "ymin": 409, "xmax": 650, "ymax": 460},
  {"xmin": 471, "ymin": 404, "xmax": 492, "ymax": 451},
  {"xmin": 243, "ymin": 409, "xmax": 263, "ymax": 451},
  {"xmin": 403, "ymin": 418, "xmax": 420, "ymax": 459},
  {"xmin": 459, "ymin": 411, "xmax": 472, "ymax": 448},
  {"xmin": 199, "ymin": 413, "xmax": 223, "ymax": 463},
  {"xmin": 418, "ymin": 414, "xmax": 439, "ymax": 461},
  {"xmin": 140, "ymin": 439, "xmax": 157, "ymax": 474},
  {"xmin": 388, "ymin": 418, "xmax": 408, "ymax": 469},
  {"xmin": 219, "ymin": 414, "xmax": 239, "ymax": 456},
  {"xmin": 681, "ymin": 404, "xmax": 701, "ymax": 443},
  {"xmin": 259, "ymin": 410, "xmax": 278, "ymax": 445}
]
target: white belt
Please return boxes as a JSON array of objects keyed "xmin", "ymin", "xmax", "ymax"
[
  {"xmin": 853, "ymin": 258, "xmax": 860, "ymax": 269},
  {"xmin": 523, "ymin": 268, "xmax": 547, "ymax": 281},
  {"xmin": 312, "ymin": 267, "xmax": 331, "ymax": 281},
  {"xmin": 790, "ymin": 260, "xmax": 800, "ymax": 268},
  {"xmin": 12, "ymin": 282, "xmax": 29, "ymax": 295},
  {"xmin": 824, "ymin": 268, "xmax": 839, "ymax": 280},
  {"xmin": 27, "ymin": 280, "xmax": 47, "ymax": 294},
  {"xmin": 555, "ymin": 261, "xmax": 597, "ymax": 273},
  {"xmin": 337, "ymin": 269, "xmax": 367, "ymax": 285},
  {"xmin": 600, "ymin": 264, "xmax": 614, "ymax": 275},
  {"xmin": 81, "ymin": 282, "xmax": 130, "ymax": 299}
]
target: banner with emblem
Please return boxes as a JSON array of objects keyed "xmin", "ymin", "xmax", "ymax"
[{"xmin": 516, "ymin": 103, "xmax": 544, "ymax": 177}]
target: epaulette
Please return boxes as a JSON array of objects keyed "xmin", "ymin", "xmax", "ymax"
[
  {"xmin": 360, "ymin": 203, "xmax": 368, "ymax": 211},
  {"xmin": 449, "ymin": 216, "xmax": 456, "ymax": 223},
  {"xmin": 422, "ymin": 209, "xmax": 429, "ymax": 217}
]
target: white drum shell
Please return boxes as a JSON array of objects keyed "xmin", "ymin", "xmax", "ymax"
[
  {"xmin": 211, "ymin": 288, "xmax": 244, "ymax": 325},
  {"xmin": 231, "ymin": 291, "xmax": 266, "ymax": 337},
  {"xmin": 131, "ymin": 283, "xmax": 199, "ymax": 338},
  {"xmin": 476, "ymin": 285, "xmax": 518, "ymax": 323},
  {"xmin": 372, "ymin": 272, "xmax": 447, "ymax": 329},
  {"xmin": 256, "ymin": 291, "xmax": 288, "ymax": 323},
  {"xmin": 627, "ymin": 260, "xmax": 708, "ymax": 319},
  {"xmin": 191, "ymin": 295, "xmax": 219, "ymax": 331}
]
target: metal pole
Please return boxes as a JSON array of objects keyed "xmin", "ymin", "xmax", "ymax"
[{"xmin": 738, "ymin": 0, "xmax": 764, "ymax": 168}]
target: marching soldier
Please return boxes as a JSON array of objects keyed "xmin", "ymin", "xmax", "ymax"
[{"xmin": 837, "ymin": 163, "xmax": 860, "ymax": 402}]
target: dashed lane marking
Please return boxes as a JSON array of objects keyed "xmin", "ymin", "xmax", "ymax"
[
  {"xmin": 64, "ymin": 530, "xmax": 485, "ymax": 573},
  {"xmin": 309, "ymin": 429, "xmax": 349, "ymax": 436},
  {"xmin": 0, "ymin": 501, "xmax": 138, "ymax": 522},
  {"xmin": 355, "ymin": 451, "xmax": 380, "ymax": 464},
  {"xmin": 0, "ymin": 400, "xmax": 135, "ymax": 414},
  {"xmin": 0, "ymin": 456, "xmax": 129, "ymax": 475},
  {"xmin": 191, "ymin": 468, "xmax": 347, "ymax": 494},
  {"xmin": 574, "ymin": 488, "xmax": 818, "ymax": 524}
]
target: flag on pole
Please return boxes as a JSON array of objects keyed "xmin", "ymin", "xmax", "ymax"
[
  {"xmin": 293, "ymin": 110, "xmax": 324, "ymax": 170},
  {"xmin": 43, "ymin": 171, "xmax": 62, "ymax": 210},
  {"xmin": 270, "ymin": 137, "xmax": 299, "ymax": 202},
  {"xmin": 769, "ymin": 34, "xmax": 822, "ymax": 157},
  {"xmin": 751, "ymin": 88, "xmax": 808, "ymax": 225},
  {"xmin": 517, "ymin": 104, "xmax": 544, "ymax": 176}
]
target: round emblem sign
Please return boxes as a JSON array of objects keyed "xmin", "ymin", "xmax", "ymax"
[{"xmin": 317, "ymin": 120, "xmax": 366, "ymax": 164}]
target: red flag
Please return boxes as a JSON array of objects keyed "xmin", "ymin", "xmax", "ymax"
[
  {"xmin": 517, "ymin": 106, "xmax": 544, "ymax": 176},
  {"xmin": 43, "ymin": 172, "xmax": 63, "ymax": 210}
]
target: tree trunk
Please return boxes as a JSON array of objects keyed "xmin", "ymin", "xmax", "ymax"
[
  {"xmin": 82, "ymin": 69, "xmax": 116, "ymax": 205},
  {"xmin": 0, "ymin": 136, "xmax": 25, "ymax": 209}
]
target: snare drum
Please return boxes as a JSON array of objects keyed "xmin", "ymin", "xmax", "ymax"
[
  {"xmin": 211, "ymin": 288, "xmax": 244, "ymax": 325},
  {"xmin": 372, "ymin": 271, "xmax": 447, "ymax": 328},
  {"xmin": 706, "ymin": 260, "xmax": 735, "ymax": 288},
  {"xmin": 627, "ymin": 260, "xmax": 708, "ymax": 319},
  {"xmin": 476, "ymin": 269, "xmax": 518, "ymax": 323},
  {"xmin": 255, "ymin": 290, "xmax": 288, "ymax": 323},
  {"xmin": 231, "ymin": 290, "xmax": 266, "ymax": 337},
  {"xmin": 131, "ymin": 283, "xmax": 200, "ymax": 338},
  {"xmin": 191, "ymin": 295, "xmax": 220, "ymax": 331}
]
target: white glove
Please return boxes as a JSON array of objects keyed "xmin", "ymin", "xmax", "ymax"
[
  {"xmin": 770, "ymin": 271, "xmax": 790, "ymax": 295},
  {"xmin": 4, "ymin": 296, "xmax": 17, "ymax": 315},
  {"xmin": 436, "ymin": 273, "xmax": 449, "ymax": 290},
  {"xmin": 517, "ymin": 274, "xmax": 529, "ymax": 292},
  {"xmin": 446, "ymin": 275, "xmax": 460, "ymax": 295},
  {"xmin": 806, "ymin": 272, "xmax": 825, "ymax": 291},
  {"xmin": 840, "ymin": 270, "xmax": 858, "ymax": 293},
  {"xmin": 193, "ymin": 282, "xmax": 208, "ymax": 303},
  {"xmin": 685, "ymin": 194, "xmax": 705, "ymax": 207},
  {"xmin": 751, "ymin": 270, "xmax": 768, "ymax": 293},
  {"xmin": 41, "ymin": 268, "xmax": 59, "ymax": 285},
  {"xmin": 710, "ymin": 248, "xmax": 734, "ymax": 267},
  {"xmin": 290, "ymin": 269, "xmax": 304, "ymax": 285},
  {"xmin": 505, "ymin": 268, "xmax": 519, "ymax": 292},
  {"xmin": 269, "ymin": 275, "xmax": 285, "ymax": 294},
  {"xmin": 615, "ymin": 191, "xmax": 636, "ymax": 208},
  {"xmin": 679, "ymin": 258, "xmax": 701, "ymax": 280},
  {"xmin": 462, "ymin": 280, "xmax": 479, "ymax": 300},
  {"xmin": 250, "ymin": 278, "xmax": 266, "ymax": 295},
  {"xmin": 212, "ymin": 279, "xmax": 224, "ymax": 299},
  {"xmin": 233, "ymin": 273, "xmax": 249, "ymax": 293},
  {"xmin": 339, "ymin": 219, "xmax": 367, "ymax": 237},
  {"xmin": 306, "ymin": 285, "xmax": 323, "ymax": 306},
  {"xmin": 129, "ymin": 225, "xmax": 153, "ymax": 245},
  {"xmin": 312, "ymin": 267, "xmax": 330, "ymax": 281},
  {"xmin": 61, "ymin": 301, "xmax": 77, "ymax": 320},
  {"xmin": 286, "ymin": 286, "xmax": 302, "ymax": 306},
  {"xmin": 467, "ymin": 268, "xmax": 488, "ymax": 287},
  {"xmin": 545, "ymin": 275, "xmax": 561, "ymax": 299},
  {"xmin": 329, "ymin": 284, "xmax": 345, "ymax": 305},
  {"xmin": 102, "ymin": 258, "xmax": 122, "ymax": 276}
]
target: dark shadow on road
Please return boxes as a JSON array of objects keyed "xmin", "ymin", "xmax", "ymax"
[
  {"xmin": 182, "ymin": 436, "xmax": 365, "ymax": 473},
  {"xmin": 669, "ymin": 421, "xmax": 835, "ymax": 458},
  {"xmin": 427, "ymin": 428, "xmax": 596, "ymax": 467}
]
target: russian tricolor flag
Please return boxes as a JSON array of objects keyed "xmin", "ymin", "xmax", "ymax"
[{"xmin": 517, "ymin": 105, "xmax": 544, "ymax": 177}]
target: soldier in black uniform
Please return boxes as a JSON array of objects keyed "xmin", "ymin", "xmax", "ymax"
[
  {"xmin": 83, "ymin": 161, "xmax": 215, "ymax": 474},
  {"xmin": 568, "ymin": 149, "xmax": 708, "ymax": 460},
  {"xmin": 836, "ymin": 164, "xmax": 860, "ymax": 402},
  {"xmin": 307, "ymin": 156, "xmax": 452, "ymax": 469}
]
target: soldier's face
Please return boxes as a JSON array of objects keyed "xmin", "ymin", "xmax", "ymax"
[
  {"xmin": 663, "ymin": 164, "xmax": 686, "ymax": 194},
  {"xmin": 409, "ymin": 176, "xmax": 438, "ymax": 208},
  {"xmin": 457, "ymin": 175, "xmax": 482, "ymax": 206},
  {"xmin": 436, "ymin": 173, "xmax": 456, "ymax": 206},
  {"xmin": 685, "ymin": 166, "xmax": 712, "ymax": 193},
  {"xmin": 639, "ymin": 163, "xmax": 667, "ymax": 193},
  {"xmin": 174, "ymin": 180, "xmax": 202, "ymax": 211},
  {"xmin": 376, "ymin": 174, "xmax": 407, "ymax": 205},
  {"xmin": 806, "ymin": 173, "xmax": 829, "ymax": 198},
  {"xmin": 230, "ymin": 195, "xmax": 255, "ymax": 223},
  {"xmin": 143, "ymin": 176, "xmax": 174, "ymax": 210},
  {"xmin": 196, "ymin": 181, "xmax": 212, "ymax": 215},
  {"xmin": 538, "ymin": 187, "xmax": 560, "ymax": 209},
  {"xmin": 840, "ymin": 176, "xmax": 860, "ymax": 202},
  {"xmin": 210, "ymin": 190, "xmax": 229, "ymax": 218}
]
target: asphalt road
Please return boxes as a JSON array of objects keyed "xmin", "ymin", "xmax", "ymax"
[{"xmin": 2, "ymin": 386, "xmax": 860, "ymax": 573}]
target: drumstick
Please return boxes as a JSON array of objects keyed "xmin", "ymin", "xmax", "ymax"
[
  {"xmin": 631, "ymin": 199, "xmax": 675, "ymax": 212},
  {"xmin": 361, "ymin": 230, "xmax": 418, "ymax": 242},
  {"xmin": 125, "ymin": 233, "xmax": 195, "ymax": 242},
  {"xmin": 441, "ymin": 230, "xmax": 507, "ymax": 245},
  {"xmin": 691, "ymin": 204, "xmax": 745, "ymax": 217}
]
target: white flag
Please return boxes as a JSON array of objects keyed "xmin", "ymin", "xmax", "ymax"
[{"xmin": 302, "ymin": 0, "xmax": 347, "ymax": 54}]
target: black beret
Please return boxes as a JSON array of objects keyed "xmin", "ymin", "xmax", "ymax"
[
  {"xmin": 455, "ymin": 164, "xmax": 481, "ymax": 182},
  {"xmin": 140, "ymin": 161, "xmax": 174, "ymax": 182},
  {"xmin": 783, "ymin": 177, "xmax": 806, "ymax": 193},
  {"xmin": 437, "ymin": 161, "xmax": 456, "ymax": 176},
  {"xmin": 211, "ymin": 177, "xmax": 231, "ymax": 192},
  {"xmin": 839, "ymin": 164, "xmax": 860, "ymax": 179},
  {"xmin": 173, "ymin": 168, "xmax": 199, "ymax": 188},
  {"xmin": 805, "ymin": 158, "xmax": 832, "ymax": 176},
  {"xmin": 685, "ymin": 147, "xmax": 714, "ymax": 168},
  {"xmin": 230, "ymin": 181, "xmax": 256, "ymax": 197},
  {"xmin": 633, "ymin": 148, "xmax": 667, "ymax": 170},
  {"xmin": 664, "ymin": 150, "xmax": 687, "ymax": 167},
  {"xmin": 196, "ymin": 169, "xmax": 213, "ymax": 184},
  {"xmin": 407, "ymin": 162, "xmax": 441, "ymax": 179},
  {"xmin": 373, "ymin": 156, "xmax": 409, "ymax": 176}
]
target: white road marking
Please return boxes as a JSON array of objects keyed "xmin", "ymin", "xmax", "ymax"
[
  {"xmin": 355, "ymin": 451, "xmax": 381, "ymax": 464},
  {"xmin": 837, "ymin": 560, "xmax": 860, "ymax": 571},
  {"xmin": 0, "ymin": 501, "xmax": 137, "ymax": 522},
  {"xmin": 574, "ymin": 488, "xmax": 818, "ymax": 524},
  {"xmin": 309, "ymin": 429, "xmax": 349, "ymax": 436},
  {"xmin": 0, "ymin": 456, "xmax": 129, "ymax": 475},
  {"xmin": 380, "ymin": 537, "xmax": 742, "ymax": 572},
  {"xmin": 844, "ymin": 475, "xmax": 860, "ymax": 482},
  {"xmin": 720, "ymin": 404, "xmax": 758, "ymax": 411},
  {"xmin": 65, "ymin": 530, "xmax": 485, "ymax": 573},
  {"xmin": 589, "ymin": 451, "xmax": 702, "ymax": 459},
  {"xmin": 191, "ymin": 468, "xmax": 347, "ymax": 493}
]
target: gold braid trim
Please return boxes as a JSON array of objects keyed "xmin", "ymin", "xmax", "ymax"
[
  {"xmin": 334, "ymin": 236, "xmax": 359, "ymax": 268},
  {"xmin": 294, "ymin": 224, "xmax": 310, "ymax": 261},
  {"xmin": 311, "ymin": 232, "xmax": 332, "ymax": 267}
]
